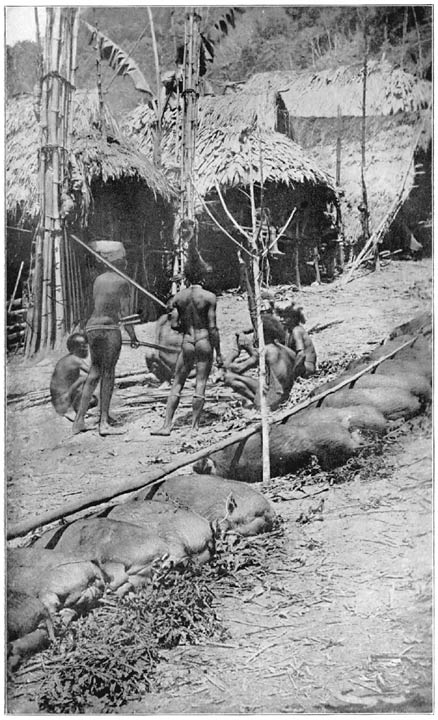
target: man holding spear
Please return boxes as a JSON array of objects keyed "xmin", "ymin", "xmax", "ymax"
[{"xmin": 72, "ymin": 245, "xmax": 140, "ymax": 436}]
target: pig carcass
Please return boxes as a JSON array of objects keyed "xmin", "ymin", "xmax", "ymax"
[
  {"xmin": 375, "ymin": 358, "xmax": 432, "ymax": 387},
  {"xmin": 321, "ymin": 386, "xmax": 420, "ymax": 420},
  {"xmin": 7, "ymin": 590, "xmax": 53, "ymax": 670},
  {"xmin": 313, "ymin": 369, "xmax": 431, "ymax": 403},
  {"xmin": 106, "ymin": 501, "xmax": 214, "ymax": 565},
  {"xmin": 8, "ymin": 548, "xmax": 105, "ymax": 620},
  {"xmin": 287, "ymin": 404, "xmax": 387, "ymax": 435},
  {"xmin": 389, "ymin": 311, "xmax": 432, "ymax": 340},
  {"xmin": 34, "ymin": 519, "xmax": 170, "ymax": 596},
  {"xmin": 193, "ymin": 421, "xmax": 363, "ymax": 482},
  {"xmin": 151, "ymin": 474, "xmax": 276, "ymax": 537}
]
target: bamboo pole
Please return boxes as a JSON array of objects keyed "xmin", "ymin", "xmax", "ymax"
[
  {"xmin": 336, "ymin": 104, "xmax": 342, "ymax": 186},
  {"xmin": 7, "ymin": 335, "xmax": 419, "ymax": 540},
  {"xmin": 147, "ymin": 7, "xmax": 162, "ymax": 165}
]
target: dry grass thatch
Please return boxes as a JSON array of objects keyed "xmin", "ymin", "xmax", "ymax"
[
  {"xmin": 244, "ymin": 60, "xmax": 431, "ymax": 118},
  {"xmin": 124, "ymin": 93, "xmax": 334, "ymax": 199},
  {"xmin": 6, "ymin": 89, "xmax": 173, "ymax": 224},
  {"xmin": 242, "ymin": 62, "xmax": 431, "ymax": 245}
]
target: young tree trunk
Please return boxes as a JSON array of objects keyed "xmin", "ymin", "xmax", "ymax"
[
  {"xmin": 246, "ymin": 137, "xmax": 270, "ymax": 483},
  {"xmin": 360, "ymin": 12, "xmax": 371, "ymax": 257}
]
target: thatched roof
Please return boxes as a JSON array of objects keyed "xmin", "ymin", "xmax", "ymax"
[
  {"xmin": 241, "ymin": 63, "xmax": 431, "ymax": 246},
  {"xmin": 124, "ymin": 93, "xmax": 334, "ymax": 200},
  {"xmin": 244, "ymin": 61, "xmax": 431, "ymax": 118},
  {"xmin": 6, "ymin": 89, "xmax": 173, "ymax": 224}
]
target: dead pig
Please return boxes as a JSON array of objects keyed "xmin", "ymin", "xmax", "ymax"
[
  {"xmin": 34, "ymin": 519, "xmax": 170, "ymax": 596},
  {"xmin": 389, "ymin": 311, "xmax": 431, "ymax": 339},
  {"xmin": 106, "ymin": 501, "xmax": 214, "ymax": 565},
  {"xmin": 313, "ymin": 370, "xmax": 431, "ymax": 404},
  {"xmin": 151, "ymin": 474, "xmax": 276, "ymax": 537},
  {"xmin": 288, "ymin": 404, "xmax": 387, "ymax": 435},
  {"xmin": 321, "ymin": 386, "xmax": 420, "ymax": 420},
  {"xmin": 8, "ymin": 548, "xmax": 105, "ymax": 621},
  {"xmin": 193, "ymin": 421, "xmax": 362, "ymax": 482},
  {"xmin": 7, "ymin": 590, "xmax": 53, "ymax": 670}
]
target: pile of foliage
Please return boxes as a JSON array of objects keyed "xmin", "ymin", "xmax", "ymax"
[
  {"xmin": 35, "ymin": 562, "xmax": 229, "ymax": 713},
  {"xmin": 19, "ymin": 525, "xmax": 285, "ymax": 713}
]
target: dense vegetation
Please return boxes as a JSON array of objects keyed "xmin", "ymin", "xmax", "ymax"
[{"xmin": 7, "ymin": 6, "xmax": 432, "ymax": 118}]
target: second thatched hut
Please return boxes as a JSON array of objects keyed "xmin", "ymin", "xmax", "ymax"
[{"xmin": 124, "ymin": 90, "xmax": 338, "ymax": 289}]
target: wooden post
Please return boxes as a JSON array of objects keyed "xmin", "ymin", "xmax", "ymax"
[
  {"xmin": 294, "ymin": 222, "xmax": 301, "ymax": 288},
  {"xmin": 246, "ymin": 135, "xmax": 270, "ymax": 483},
  {"xmin": 360, "ymin": 11, "xmax": 371, "ymax": 256},
  {"xmin": 336, "ymin": 104, "xmax": 342, "ymax": 186},
  {"xmin": 174, "ymin": 8, "xmax": 201, "ymax": 288}
]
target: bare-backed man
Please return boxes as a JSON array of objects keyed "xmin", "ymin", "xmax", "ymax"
[
  {"xmin": 72, "ymin": 257, "xmax": 139, "ymax": 436},
  {"xmin": 151, "ymin": 259, "xmax": 222, "ymax": 436},
  {"xmin": 281, "ymin": 305, "xmax": 317, "ymax": 379}
]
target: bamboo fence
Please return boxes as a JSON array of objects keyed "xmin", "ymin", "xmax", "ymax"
[{"xmin": 25, "ymin": 8, "xmax": 79, "ymax": 355}]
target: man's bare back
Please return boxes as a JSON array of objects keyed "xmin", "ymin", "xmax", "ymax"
[
  {"xmin": 172, "ymin": 285, "xmax": 218, "ymax": 338},
  {"xmin": 151, "ymin": 282, "xmax": 222, "ymax": 435},
  {"xmin": 88, "ymin": 272, "xmax": 130, "ymax": 327}
]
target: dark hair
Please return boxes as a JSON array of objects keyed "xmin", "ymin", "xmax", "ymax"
[
  {"xmin": 67, "ymin": 333, "xmax": 87, "ymax": 352},
  {"xmin": 285, "ymin": 306, "xmax": 305, "ymax": 327},
  {"xmin": 262, "ymin": 314, "xmax": 286, "ymax": 344}
]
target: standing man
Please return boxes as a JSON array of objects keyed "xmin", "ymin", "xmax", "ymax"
[
  {"xmin": 151, "ymin": 254, "xmax": 222, "ymax": 436},
  {"xmin": 72, "ymin": 251, "xmax": 139, "ymax": 436}
]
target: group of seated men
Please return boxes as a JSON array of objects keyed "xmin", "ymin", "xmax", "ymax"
[{"xmin": 220, "ymin": 299, "xmax": 317, "ymax": 411}]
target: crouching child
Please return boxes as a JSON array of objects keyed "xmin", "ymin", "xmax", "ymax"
[{"xmin": 50, "ymin": 333, "xmax": 97, "ymax": 421}]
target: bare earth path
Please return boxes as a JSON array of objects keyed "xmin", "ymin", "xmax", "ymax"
[{"xmin": 6, "ymin": 259, "xmax": 433, "ymax": 713}]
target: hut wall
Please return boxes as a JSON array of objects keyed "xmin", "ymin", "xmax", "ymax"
[
  {"xmin": 84, "ymin": 179, "xmax": 174, "ymax": 321},
  {"xmin": 289, "ymin": 114, "xmax": 431, "ymax": 253}
]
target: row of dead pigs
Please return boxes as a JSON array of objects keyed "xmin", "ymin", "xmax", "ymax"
[{"xmin": 7, "ymin": 311, "xmax": 432, "ymax": 671}]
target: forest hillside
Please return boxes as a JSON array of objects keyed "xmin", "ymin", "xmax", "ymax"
[{"xmin": 7, "ymin": 6, "xmax": 432, "ymax": 119}]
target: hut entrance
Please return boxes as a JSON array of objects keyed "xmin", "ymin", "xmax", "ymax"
[
  {"xmin": 197, "ymin": 182, "xmax": 341, "ymax": 292},
  {"xmin": 80, "ymin": 179, "xmax": 173, "ymax": 323}
]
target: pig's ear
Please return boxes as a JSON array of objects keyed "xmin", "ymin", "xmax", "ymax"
[{"xmin": 225, "ymin": 492, "xmax": 237, "ymax": 516}]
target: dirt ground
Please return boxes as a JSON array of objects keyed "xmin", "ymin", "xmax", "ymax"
[{"xmin": 6, "ymin": 258, "xmax": 433, "ymax": 713}]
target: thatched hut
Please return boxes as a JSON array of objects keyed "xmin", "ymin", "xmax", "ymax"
[
  {"xmin": 6, "ymin": 89, "xmax": 175, "ymax": 328},
  {"xmin": 243, "ymin": 62, "xmax": 432, "ymax": 256},
  {"xmin": 124, "ymin": 92, "xmax": 337, "ymax": 288}
]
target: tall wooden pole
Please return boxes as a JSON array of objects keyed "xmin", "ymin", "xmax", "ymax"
[
  {"xmin": 173, "ymin": 7, "xmax": 201, "ymax": 291},
  {"xmin": 336, "ymin": 104, "xmax": 342, "ymax": 186},
  {"xmin": 360, "ymin": 11, "xmax": 371, "ymax": 261},
  {"xmin": 244, "ymin": 135, "xmax": 270, "ymax": 483}
]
